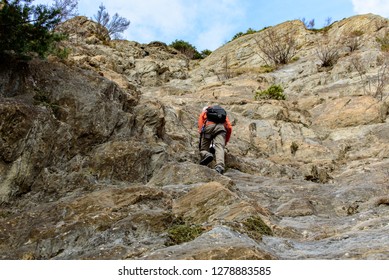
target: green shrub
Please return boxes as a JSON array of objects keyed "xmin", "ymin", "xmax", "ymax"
[
  {"xmin": 255, "ymin": 84, "xmax": 286, "ymax": 100},
  {"xmin": 50, "ymin": 44, "xmax": 71, "ymax": 59},
  {"xmin": 227, "ymin": 216, "xmax": 273, "ymax": 241},
  {"xmin": 200, "ymin": 49, "xmax": 212, "ymax": 58},
  {"xmin": 377, "ymin": 32, "xmax": 389, "ymax": 52},
  {"xmin": 242, "ymin": 216, "xmax": 273, "ymax": 238},
  {"xmin": 231, "ymin": 27, "xmax": 257, "ymax": 41},
  {"xmin": 231, "ymin": 31, "xmax": 244, "ymax": 41},
  {"xmin": 165, "ymin": 224, "xmax": 204, "ymax": 245},
  {"xmin": 170, "ymin": 39, "xmax": 201, "ymax": 59}
]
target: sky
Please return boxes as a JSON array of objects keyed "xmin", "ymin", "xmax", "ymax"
[{"xmin": 33, "ymin": 0, "xmax": 389, "ymax": 51}]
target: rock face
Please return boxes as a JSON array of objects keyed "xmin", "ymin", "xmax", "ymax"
[{"xmin": 1, "ymin": 14, "xmax": 389, "ymax": 260}]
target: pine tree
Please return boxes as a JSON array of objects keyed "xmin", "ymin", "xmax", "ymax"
[{"xmin": 0, "ymin": 0, "xmax": 61, "ymax": 58}]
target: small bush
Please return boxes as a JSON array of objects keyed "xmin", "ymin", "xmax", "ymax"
[
  {"xmin": 170, "ymin": 39, "xmax": 202, "ymax": 59},
  {"xmin": 165, "ymin": 224, "xmax": 204, "ymax": 246},
  {"xmin": 242, "ymin": 216, "xmax": 273, "ymax": 238},
  {"xmin": 200, "ymin": 49, "xmax": 212, "ymax": 58},
  {"xmin": 351, "ymin": 54, "xmax": 389, "ymax": 100},
  {"xmin": 316, "ymin": 41, "xmax": 340, "ymax": 67},
  {"xmin": 228, "ymin": 216, "xmax": 273, "ymax": 241},
  {"xmin": 344, "ymin": 30, "xmax": 364, "ymax": 53},
  {"xmin": 301, "ymin": 17, "xmax": 315, "ymax": 29},
  {"xmin": 232, "ymin": 31, "xmax": 244, "ymax": 41},
  {"xmin": 51, "ymin": 45, "xmax": 71, "ymax": 59},
  {"xmin": 255, "ymin": 84, "xmax": 286, "ymax": 100},
  {"xmin": 377, "ymin": 32, "xmax": 389, "ymax": 52},
  {"xmin": 231, "ymin": 27, "xmax": 256, "ymax": 41},
  {"xmin": 255, "ymin": 27, "xmax": 298, "ymax": 65},
  {"xmin": 232, "ymin": 65, "xmax": 276, "ymax": 76}
]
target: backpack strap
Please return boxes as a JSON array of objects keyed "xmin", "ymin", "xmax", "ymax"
[{"xmin": 198, "ymin": 120, "xmax": 207, "ymax": 150}]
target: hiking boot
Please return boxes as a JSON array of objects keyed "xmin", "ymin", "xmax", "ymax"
[
  {"xmin": 215, "ymin": 165, "xmax": 224, "ymax": 174},
  {"xmin": 200, "ymin": 154, "xmax": 213, "ymax": 166}
]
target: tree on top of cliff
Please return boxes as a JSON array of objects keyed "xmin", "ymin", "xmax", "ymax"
[
  {"xmin": 93, "ymin": 3, "xmax": 130, "ymax": 40},
  {"xmin": 170, "ymin": 39, "xmax": 202, "ymax": 59},
  {"xmin": 52, "ymin": 0, "xmax": 78, "ymax": 22},
  {"xmin": 0, "ymin": 0, "xmax": 62, "ymax": 58}
]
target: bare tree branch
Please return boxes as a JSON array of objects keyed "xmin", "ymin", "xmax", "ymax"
[
  {"xmin": 93, "ymin": 3, "xmax": 130, "ymax": 40},
  {"xmin": 53, "ymin": 0, "xmax": 78, "ymax": 22},
  {"xmin": 254, "ymin": 27, "xmax": 298, "ymax": 66}
]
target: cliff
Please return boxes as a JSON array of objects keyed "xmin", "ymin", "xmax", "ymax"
[{"xmin": 1, "ymin": 14, "xmax": 389, "ymax": 259}]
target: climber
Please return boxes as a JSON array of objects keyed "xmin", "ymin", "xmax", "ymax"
[{"xmin": 198, "ymin": 105, "xmax": 232, "ymax": 174}]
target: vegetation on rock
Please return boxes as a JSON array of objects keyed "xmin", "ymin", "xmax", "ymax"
[
  {"xmin": 170, "ymin": 39, "xmax": 203, "ymax": 59},
  {"xmin": 255, "ymin": 84, "xmax": 286, "ymax": 100},
  {"xmin": 377, "ymin": 31, "xmax": 389, "ymax": 52},
  {"xmin": 254, "ymin": 27, "xmax": 298, "ymax": 65},
  {"xmin": 231, "ymin": 27, "xmax": 257, "ymax": 41},
  {"xmin": 166, "ymin": 223, "xmax": 204, "ymax": 246}
]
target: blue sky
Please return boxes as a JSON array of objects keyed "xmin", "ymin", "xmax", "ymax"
[{"xmin": 34, "ymin": 0, "xmax": 389, "ymax": 51}]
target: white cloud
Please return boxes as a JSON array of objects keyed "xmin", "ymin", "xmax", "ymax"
[
  {"xmin": 33, "ymin": 0, "xmax": 247, "ymax": 50},
  {"xmin": 351, "ymin": 0, "xmax": 389, "ymax": 17},
  {"xmin": 195, "ymin": 23, "xmax": 235, "ymax": 51},
  {"xmin": 120, "ymin": 1, "xmax": 193, "ymax": 35},
  {"xmin": 104, "ymin": 0, "xmax": 246, "ymax": 50},
  {"xmin": 189, "ymin": 0, "xmax": 246, "ymax": 50}
]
